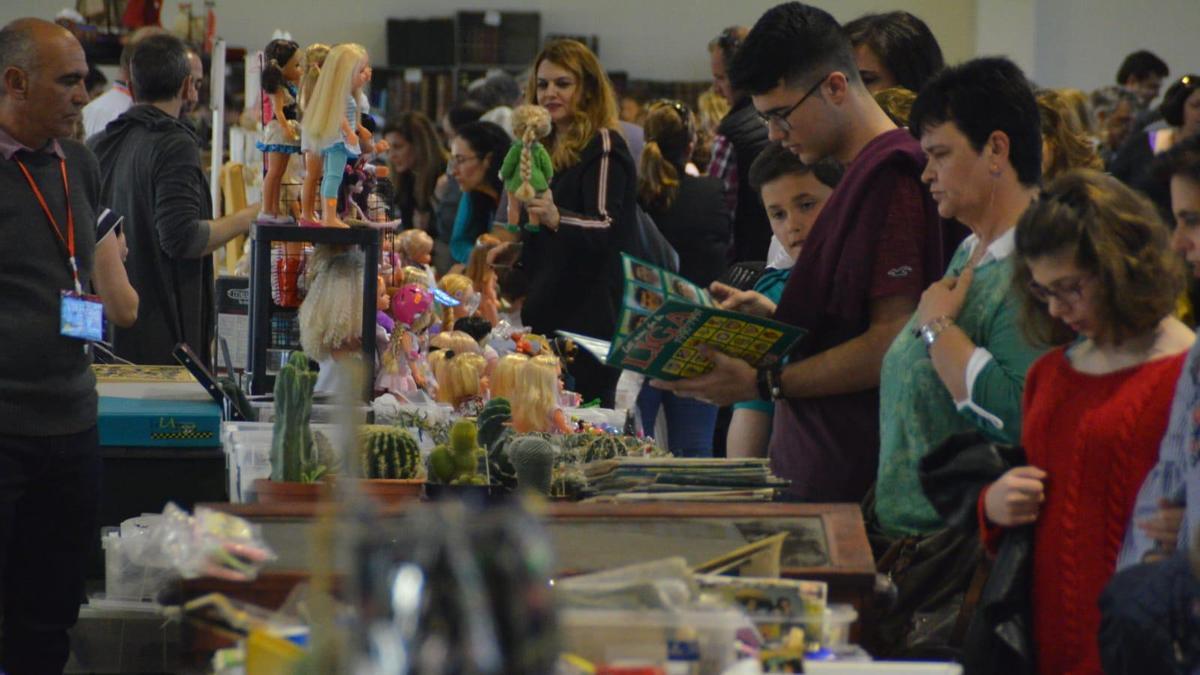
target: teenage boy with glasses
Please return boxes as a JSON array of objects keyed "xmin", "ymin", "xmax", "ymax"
[{"xmin": 656, "ymin": 2, "xmax": 955, "ymax": 502}]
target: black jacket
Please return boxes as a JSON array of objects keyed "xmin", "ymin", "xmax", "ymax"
[
  {"xmin": 717, "ymin": 97, "xmax": 771, "ymax": 263},
  {"xmin": 520, "ymin": 128, "xmax": 636, "ymax": 341},
  {"xmin": 919, "ymin": 432, "xmax": 1035, "ymax": 675},
  {"xmin": 89, "ymin": 105, "xmax": 214, "ymax": 366},
  {"xmin": 644, "ymin": 172, "xmax": 730, "ymax": 287}
]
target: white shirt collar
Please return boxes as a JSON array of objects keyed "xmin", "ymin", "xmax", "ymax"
[{"xmin": 963, "ymin": 227, "xmax": 1016, "ymax": 266}]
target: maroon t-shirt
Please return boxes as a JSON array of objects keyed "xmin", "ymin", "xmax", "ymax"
[{"xmin": 769, "ymin": 129, "xmax": 947, "ymax": 501}]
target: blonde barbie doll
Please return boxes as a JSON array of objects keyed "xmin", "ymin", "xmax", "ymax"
[{"xmin": 300, "ymin": 43, "xmax": 387, "ymax": 228}]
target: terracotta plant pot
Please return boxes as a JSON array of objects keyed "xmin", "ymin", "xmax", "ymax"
[
  {"xmin": 354, "ymin": 478, "xmax": 425, "ymax": 505},
  {"xmin": 252, "ymin": 478, "xmax": 326, "ymax": 504},
  {"xmin": 423, "ymin": 482, "xmax": 506, "ymax": 506}
]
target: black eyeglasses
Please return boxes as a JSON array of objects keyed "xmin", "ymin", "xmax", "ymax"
[
  {"xmin": 758, "ymin": 74, "xmax": 829, "ymax": 133},
  {"xmin": 1027, "ymin": 275, "xmax": 1090, "ymax": 306}
]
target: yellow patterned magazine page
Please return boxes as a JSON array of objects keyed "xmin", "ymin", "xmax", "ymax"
[
  {"xmin": 92, "ymin": 364, "xmax": 197, "ymax": 384},
  {"xmin": 606, "ymin": 299, "xmax": 805, "ymax": 380}
]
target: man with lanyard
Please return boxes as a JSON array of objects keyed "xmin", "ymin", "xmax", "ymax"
[
  {"xmin": 654, "ymin": 2, "xmax": 949, "ymax": 502},
  {"xmin": 0, "ymin": 18, "xmax": 104, "ymax": 674}
]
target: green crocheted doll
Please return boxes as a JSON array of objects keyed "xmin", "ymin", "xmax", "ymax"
[{"xmin": 499, "ymin": 104, "xmax": 553, "ymax": 232}]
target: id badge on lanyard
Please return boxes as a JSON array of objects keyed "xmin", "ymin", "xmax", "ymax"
[
  {"xmin": 61, "ymin": 290, "xmax": 104, "ymax": 341},
  {"xmin": 15, "ymin": 155, "xmax": 96, "ymax": 343}
]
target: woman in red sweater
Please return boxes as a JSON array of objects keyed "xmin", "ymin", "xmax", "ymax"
[{"xmin": 982, "ymin": 169, "xmax": 1195, "ymax": 674}]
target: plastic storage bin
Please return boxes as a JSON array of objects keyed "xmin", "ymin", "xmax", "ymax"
[
  {"xmin": 102, "ymin": 530, "xmax": 175, "ymax": 601},
  {"xmin": 558, "ymin": 606, "xmax": 748, "ymax": 674}
]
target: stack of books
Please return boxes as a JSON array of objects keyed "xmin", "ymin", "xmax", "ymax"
[{"xmin": 581, "ymin": 457, "xmax": 789, "ymax": 502}]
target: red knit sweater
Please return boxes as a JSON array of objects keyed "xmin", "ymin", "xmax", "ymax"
[{"xmin": 981, "ymin": 347, "xmax": 1185, "ymax": 675}]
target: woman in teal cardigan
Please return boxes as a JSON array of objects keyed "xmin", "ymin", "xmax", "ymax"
[{"xmin": 874, "ymin": 58, "xmax": 1047, "ymax": 538}]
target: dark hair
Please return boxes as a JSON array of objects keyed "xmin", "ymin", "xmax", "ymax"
[
  {"xmin": 1117, "ymin": 50, "xmax": 1169, "ymax": 85},
  {"xmin": 491, "ymin": 242, "xmax": 529, "ymax": 302},
  {"xmin": 85, "ymin": 64, "xmax": 108, "ymax": 92},
  {"xmin": 748, "ymin": 142, "xmax": 844, "ymax": 194},
  {"xmin": 129, "ymin": 33, "xmax": 190, "ymax": 103},
  {"xmin": 1159, "ymin": 75, "xmax": 1200, "ymax": 128},
  {"xmin": 445, "ymin": 100, "xmax": 486, "ymax": 135},
  {"xmin": 1153, "ymin": 132, "xmax": 1200, "ymax": 184},
  {"xmin": 909, "ymin": 56, "xmax": 1042, "ymax": 187},
  {"xmin": 454, "ymin": 120, "xmax": 510, "ymax": 194},
  {"xmin": 842, "ymin": 11, "xmax": 944, "ymax": 93},
  {"xmin": 729, "ymin": 2, "xmax": 859, "ymax": 96},
  {"xmin": 382, "ymin": 111, "xmax": 447, "ymax": 213},
  {"xmin": 453, "ymin": 316, "xmax": 493, "ymax": 342},
  {"xmin": 638, "ymin": 100, "xmax": 693, "ymax": 211},
  {"xmin": 261, "ymin": 38, "xmax": 299, "ymax": 95},
  {"xmin": 1014, "ymin": 169, "xmax": 1184, "ymax": 346}
]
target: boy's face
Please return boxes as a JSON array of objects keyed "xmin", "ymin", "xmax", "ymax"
[{"xmin": 760, "ymin": 171, "xmax": 834, "ymax": 260}]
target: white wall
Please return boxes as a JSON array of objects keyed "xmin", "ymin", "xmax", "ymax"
[
  {"xmin": 8, "ymin": 1, "xmax": 1194, "ymax": 91},
  {"xmin": 3, "ymin": 0, "xmax": 975, "ymax": 82},
  {"xmin": 1032, "ymin": 0, "xmax": 1199, "ymax": 93}
]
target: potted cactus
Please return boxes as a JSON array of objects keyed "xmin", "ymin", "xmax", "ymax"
[
  {"xmin": 253, "ymin": 351, "xmax": 330, "ymax": 503},
  {"xmin": 506, "ymin": 435, "xmax": 556, "ymax": 495},
  {"xmin": 425, "ymin": 419, "xmax": 502, "ymax": 502},
  {"xmin": 354, "ymin": 425, "xmax": 425, "ymax": 503}
]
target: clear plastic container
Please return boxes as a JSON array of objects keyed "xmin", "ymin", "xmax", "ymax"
[
  {"xmin": 221, "ymin": 421, "xmax": 346, "ymax": 502},
  {"xmin": 102, "ymin": 530, "xmax": 175, "ymax": 601},
  {"xmin": 558, "ymin": 606, "xmax": 748, "ymax": 674}
]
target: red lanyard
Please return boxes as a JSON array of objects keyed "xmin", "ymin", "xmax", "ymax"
[{"xmin": 15, "ymin": 157, "xmax": 80, "ymax": 293}]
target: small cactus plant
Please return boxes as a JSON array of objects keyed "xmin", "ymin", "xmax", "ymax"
[
  {"xmin": 270, "ymin": 351, "xmax": 321, "ymax": 483},
  {"xmin": 429, "ymin": 419, "xmax": 488, "ymax": 485},
  {"xmin": 507, "ymin": 435, "xmax": 556, "ymax": 494},
  {"xmin": 359, "ymin": 426, "xmax": 423, "ymax": 479}
]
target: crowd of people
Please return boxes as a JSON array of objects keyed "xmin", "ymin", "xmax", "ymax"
[{"xmin": 2, "ymin": 1, "xmax": 1200, "ymax": 672}]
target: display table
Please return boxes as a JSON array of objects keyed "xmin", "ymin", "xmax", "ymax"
[
  {"xmin": 192, "ymin": 501, "xmax": 875, "ymax": 611},
  {"xmin": 91, "ymin": 371, "xmax": 228, "ymax": 580}
]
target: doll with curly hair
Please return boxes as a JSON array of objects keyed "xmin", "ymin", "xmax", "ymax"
[
  {"xmin": 299, "ymin": 246, "xmax": 364, "ymax": 394},
  {"xmin": 498, "ymin": 104, "xmax": 553, "ymax": 231}
]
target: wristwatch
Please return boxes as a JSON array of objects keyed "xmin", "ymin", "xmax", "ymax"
[
  {"xmin": 918, "ymin": 316, "xmax": 955, "ymax": 350},
  {"xmin": 756, "ymin": 363, "xmax": 784, "ymax": 401}
]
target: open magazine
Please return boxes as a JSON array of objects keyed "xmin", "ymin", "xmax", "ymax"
[{"xmin": 558, "ymin": 254, "xmax": 806, "ymax": 380}]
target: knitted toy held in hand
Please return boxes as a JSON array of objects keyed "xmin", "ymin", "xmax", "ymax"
[{"xmin": 499, "ymin": 105, "xmax": 553, "ymax": 231}]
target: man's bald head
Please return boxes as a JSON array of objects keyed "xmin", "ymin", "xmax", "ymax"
[
  {"xmin": 0, "ymin": 19, "xmax": 81, "ymax": 94},
  {"xmin": 0, "ymin": 18, "xmax": 88, "ymax": 145}
]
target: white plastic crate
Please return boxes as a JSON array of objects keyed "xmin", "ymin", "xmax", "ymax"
[{"xmin": 222, "ymin": 421, "xmax": 347, "ymax": 502}]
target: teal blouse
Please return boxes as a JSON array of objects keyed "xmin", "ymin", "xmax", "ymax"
[{"xmin": 875, "ymin": 234, "xmax": 1046, "ymax": 537}]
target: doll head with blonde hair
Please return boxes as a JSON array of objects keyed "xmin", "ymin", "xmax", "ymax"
[
  {"xmin": 298, "ymin": 42, "xmax": 330, "ymax": 113},
  {"xmin": 397, "ymin": 229, "xmax": 433, "ymax": 267},
  {"xmin": 301, "ymin": 42, "xmax": 369, "ymax": 150},
  {"xmin": 430, "ymin": 330, "xmax": 482, "ymax": 356},
  {"xmin": 432, "ymin": 351, "xmax": 487, "ymax": 406},
  {"xmin": 437, "ymin": 273, "xmax": 476, "ymax": 328},
  {"xmin": 401, "ymin": 265, "xmax": 431, "ymax": 288},
  {"xmin": 491, "ymin": 353, "xmax": 529, "ymax": 401},
  {"xmin": 512, "ymin": 353, "xmax": 563, "ymax": 433}
]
